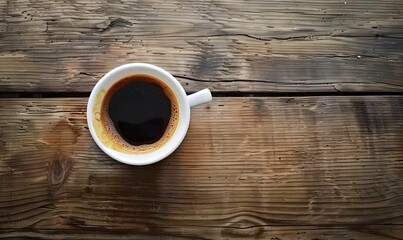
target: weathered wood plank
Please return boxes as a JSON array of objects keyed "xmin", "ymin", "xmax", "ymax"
[
  {"xmin": 1, "ymin": 97, "xmax": 403, "ymax": 233},
  {"xmin": 1, "ymin": 226, "xmax": 403, "ymax": 240},
  {"xmin": 0, "ymin": 0, "xmax": 402, "ymax": 92}
]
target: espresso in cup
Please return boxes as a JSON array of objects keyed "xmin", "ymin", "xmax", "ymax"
[
  {"xmin": 100, "ymin": 74, "xmax": 179, "ymax": 153},
  {"xmin": 88, "ymin": 63, "xmax": 212, "ymax": 165}
]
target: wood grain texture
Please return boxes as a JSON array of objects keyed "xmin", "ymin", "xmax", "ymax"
[
  {"xmin": 0, "ymin": 0, "xmax": 403, "ymax": 92},
  {"xmin": 1, "ymin": 97, "xmax": 403, "ymax": 239},
  {"xmin": 1, "ymin": 226, "xmax": 403, "ymax": 240}
]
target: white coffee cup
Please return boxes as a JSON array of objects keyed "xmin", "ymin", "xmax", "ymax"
[{"xmin": 87, "ymin": 63, "xmax": 212, "ymax": 165}]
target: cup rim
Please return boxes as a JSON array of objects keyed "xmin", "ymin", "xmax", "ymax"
[{"xmin": 87, "ymin": 63, "xmax": 190, "ymax": 165}]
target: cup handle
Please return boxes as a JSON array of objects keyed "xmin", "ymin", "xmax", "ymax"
[{"xmin": 187, "ymin": 89, "xmax": 213, "ymax": 107}]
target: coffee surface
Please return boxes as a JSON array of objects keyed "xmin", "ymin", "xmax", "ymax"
[{"xmin": 101, "ymin": 74, "xmax": 179, "ymax": 152}]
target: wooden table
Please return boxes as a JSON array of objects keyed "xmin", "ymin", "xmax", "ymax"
[{"xmin": 1, "ymin": 1, "xmax": 403, "ymax": 239}]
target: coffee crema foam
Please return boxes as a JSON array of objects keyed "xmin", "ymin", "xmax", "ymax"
[{"xmin": 93, "ymin": 74, "xmax": 179, "ymax": 154}]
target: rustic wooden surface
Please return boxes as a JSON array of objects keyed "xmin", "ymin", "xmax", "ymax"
[
  {"xmin": 1, "ymin": 0, "xmax": 403, "ymax": 239},
  {"xmin": 0, "ymin": 0, "xmax": 403, "ymax": 93},
  {"xmin": 1, "ymin": 226, "xmax": 403, "ymax": 240},
  {"xmin": 1, "ymin": 97, "xmax": 403, "ymax": 239}
]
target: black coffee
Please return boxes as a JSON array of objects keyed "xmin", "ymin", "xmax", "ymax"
[{"xmin": 101, "ymin": 74, "xmax": 179, "ymax": 150}]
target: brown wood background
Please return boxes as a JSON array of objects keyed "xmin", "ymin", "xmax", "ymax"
[
  {"xmin": 1, "ymin": 0, "xmax": 403, "ymax": 239},
  {"xmin": 0, "ymin": 0, "xmax": 403, "ymax": 93},
  {"xmin": 1, "ymin": 97, "xmax": 403, "ymax": 239}
]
